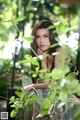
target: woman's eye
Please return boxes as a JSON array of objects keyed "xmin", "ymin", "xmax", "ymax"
[
  {"xmin": 36, "ymin": 36, "xmax": 39, "ymax": 39},
  {"xmin": 44, "ymin": 35, "xmax": 49, "ymax": 38}
]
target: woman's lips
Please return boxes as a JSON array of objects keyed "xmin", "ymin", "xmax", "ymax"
[{"xmin": 40, "ymin": 45, "xmax": 46, "ymax": 47}]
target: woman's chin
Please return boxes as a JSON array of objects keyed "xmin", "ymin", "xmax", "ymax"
[{"xmin": 40, "ymin": 48, "xmax": 49, "ymax": 52}]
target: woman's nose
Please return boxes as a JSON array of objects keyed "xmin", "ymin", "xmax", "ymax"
[{"xmin": 40, "ymin": 37, "xmax": 44, "ymax": 43}]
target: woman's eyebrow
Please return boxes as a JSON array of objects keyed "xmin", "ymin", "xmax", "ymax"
[{"xmin": 43, "ymin": 33, "xmax": 49, "ymax": 36}]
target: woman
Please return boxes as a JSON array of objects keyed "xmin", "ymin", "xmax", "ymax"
[{"xmin": 23, "ymin": 20, "xmax": 71, "ymax": 120}]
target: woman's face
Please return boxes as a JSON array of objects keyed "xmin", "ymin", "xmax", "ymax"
[{"xmin": 35, "ymin": 28, "xmax": 51, "ymax": 51}]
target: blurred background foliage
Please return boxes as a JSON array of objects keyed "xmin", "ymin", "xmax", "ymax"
[
  {"xmin": 0, "ymin": 0, "xmax": 79, "ymax": 45},
  {"xmin": 0, "ymin": 0, "xmax": 80, "ymax": 98}
]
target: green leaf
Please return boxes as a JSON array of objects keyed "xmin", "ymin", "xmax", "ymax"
[
  {"xmin": 15, "ymin": 16, "xmax": 26, "ymax": 22},
  {"xmin": 11, "ymin": 101, "xmax": 20, "ymax": 108},
  {"xmin": 39, "ymin": 69, "xmax": 46, "ymax": 73},
  {"xmin": 41, "ymin": 108, "xmax": 49, "ymax": 116},
  {"xmin": 68, "ymin": 80, "xmax": 79, "ymax": 90},
  {"xmin": 24, "ymin": 55, "xmax": 32, "ymax": 62},
  {"xmin": 62, "ymin": 45, "xmax": 72, "ymax": 56},
  {"xmin": 42, "ymin": 98, "xmax": 51, "ymax": 109},
  {"xmin": 50, "ymin": 43, "xmax": 59, "ymax": 48},
  {"xmin": 31, "ymin": 59, "xmax": 39, "ymax": 66},
  {"xmin": 66, "ymin": 72, "xmax": 76, "ymax": 80},
  {"xmin": 10, "ymin": 108, "xmax": 19, "ymax": 118},
  {"xmin": 23, "ymin": 93, "xmax": 30, "ymax": 99},
  {"xmin": 10, "ymin": 16, "xmax": 26, "ymax": 24},
  {"xmin": 24, "ymin": 36, "xmax": 33, "ymax": 43},
  {"xmin": 49, "ymin": 93, "xmax": 56, "ymax": 103},
  {"xmin": 59, "ymin": 90, "xmax": 68, "ymax": 102},
  {"xmin": 49, "ymin": 81, "xmax": 61, "ymax": 91},
  {"xmin": 35, "ymin": 67, "xmax": 39, "ymax": 71},
  {"xmin": 47, "ymin": 25, "xmax": 55, "ymax": 30},
  {"xmin": 74, "ymin": 108, "xmax": 80, "ymax": 118},
  {"xmin": 15, "ymin": 91, "xmax": 23, "ymax": 97},
  {"xmin": 60, "ymin": 64, "xmax": 69, "ymax": 74},
  {"xmin": 28, "ymin": 96, "xmax": 39, "ymax": 104},
  {"xmin": 76, "ymin": 84, "xmax": 80, "ymax": 96},
  {"xmin": 32, "ymin": 73, "xmax": 37, "ymax": 78},
  {"xmin": 9, "ymin": 96, "xmax": 15, "ymax": 103},
  {"xmin": 51, "ymin": 68, "xmax": 64, "ymax": 80}
]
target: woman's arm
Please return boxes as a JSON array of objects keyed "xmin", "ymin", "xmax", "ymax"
[
  {"xmin": 23, "ymin": 82, "xmax": 48, "ymax": 93},
  {"xmin": 23, "ymin": 49, "xmax": 52, "ymax": 93}
]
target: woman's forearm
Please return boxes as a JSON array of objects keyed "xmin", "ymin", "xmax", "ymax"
[
  {"xmin": 33, "ymin": 82, "xmax": 48, "ymax": 89},
  {"xmin": 23, "ymin": 81, "xmax": 49, "ymax": 93}
]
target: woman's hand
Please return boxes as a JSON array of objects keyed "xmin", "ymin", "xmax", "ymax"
[
  {"xmin": 37, "ymin": 48, "xmax": 43, "ymax": 55},
  {"xmin": 23, "ymin": 84, "xmax": 34, "ymax": 93},
  {"xmin": 37, "ymin": 48, "xmax": 48, "ymax": 70},
  {"xmin": 37, "ymin": 48, "xmax": 53, "ymax": 72}
]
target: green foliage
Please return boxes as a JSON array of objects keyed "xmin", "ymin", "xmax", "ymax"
[
  {"xmin": 24, "ymin": 36, "xmax": 33, "ymax": 43},
  {"xmin": 9, "ymin": 44, "xmax": 80, "ymax": 118},
  {"xmin": 0, "ymin": 0, "xmax": 80, "ymax": 119},
  {"xmin": 10, "ymin": 91, "xmax": 39, "ymax": 118},
  {"xmin": 51, "ymin": 68, "xmax": 64, "ymax": 80},
  {"xmin": 74, "ymin": 108, "xmax": 80, "ymax": 120},
  {"xmin": 0, "ymin": 59, "xmax": 12, "ymax": 98},
  {"xmin": 41, "ymin": 98, "xmax": 52, "ymax": 115}
]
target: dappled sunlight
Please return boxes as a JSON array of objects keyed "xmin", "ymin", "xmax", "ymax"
[
  {"xmin": 3, "ymin": 38, "xmax": 30, "ymax": 59},
  {"xmin": 59, "ymin": 32, "xmax": 78, "ymax": 51},
  {"xmin": 2, "ymin": 24, "xmax": 31, "ymax": 59}
]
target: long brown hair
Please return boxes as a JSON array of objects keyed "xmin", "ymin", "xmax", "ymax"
[
  {"xmin": 31, "ymin": 20, "xmax": 59, "ymax": 57},
  {"xmin": 31, "ymin": 20, "xmax": 59, "ymax": 83}
]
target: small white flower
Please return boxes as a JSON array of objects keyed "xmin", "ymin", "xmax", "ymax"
[
  {"xmin": 33, "ymin": 55, "xmax": 43, "ymax": 60},
  {"xmin": 38, "ymin": 55, "xmax": 43, "ymax": 60},
  {"xmin": 61, "ymin": 79, "xmax": 67, "ymax": 87}
]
